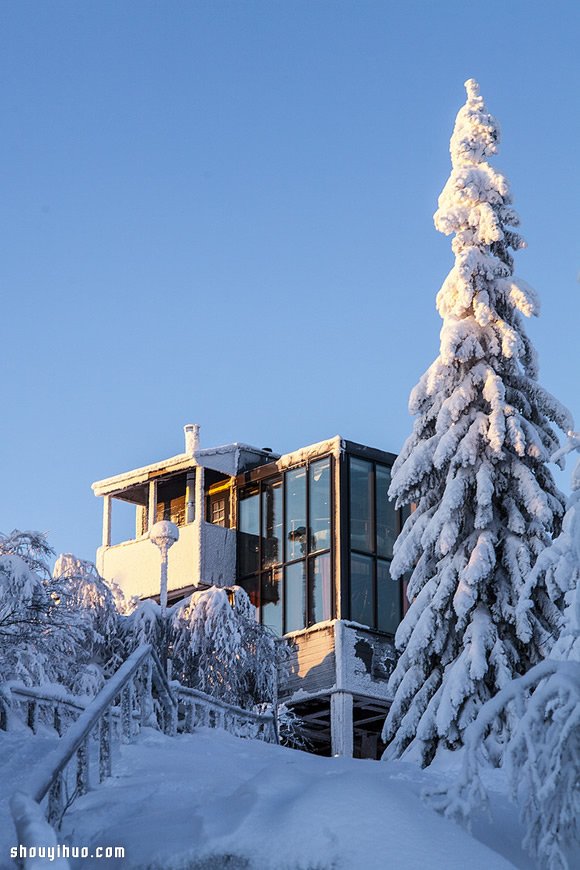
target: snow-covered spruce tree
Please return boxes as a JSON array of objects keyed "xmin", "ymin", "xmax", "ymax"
[
  {"xmin": 382, "ymin": 80, "xmax": 572, "ymax": 765},
  {"xmin": 429, "ymin": 433, "xmax": 580, "ymax": 870}
]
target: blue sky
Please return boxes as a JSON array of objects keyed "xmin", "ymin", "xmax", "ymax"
[{"xmin": 1, "ymin": 0, "xmax": 578, "ymax": 562}]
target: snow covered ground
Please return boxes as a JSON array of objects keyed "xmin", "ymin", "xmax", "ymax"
[
  {"xmin": 0, "ymin": 729, "xmax": 60, "ymax": 867},
  {"xmin": 1, "ymin": 726, "xmax": 535, "ymax": 869}
]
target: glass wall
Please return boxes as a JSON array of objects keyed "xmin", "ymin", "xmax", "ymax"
[
  {"xmin": 237, "ymin": 449, "xmax": 406, "ymax": 637},
  {"xmin": 348, "ymin": 456, "xmax": 403, "ymax": 634},
  {"xmin": 238, "ymin": 486, "xmax": 260, "ymax": 579},
  {"xmin": 237, "ymin": 457, "xmax": 333, "ymax": 635},
  {"xmin": 262, "ymin": 479, "xmax": 283, "ymax": 567}
]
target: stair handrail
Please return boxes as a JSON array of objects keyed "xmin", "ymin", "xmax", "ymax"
[
  {"xmin": 175, "ymin": 683, "xmax": 278, "ymax": 743},
  {"xmin": 3, "ymin": 685, "xmax": 86, "ymax": 735},
  {"xmin": 12, "ymin": 643, "xmax": 176, "ymax": 836}
]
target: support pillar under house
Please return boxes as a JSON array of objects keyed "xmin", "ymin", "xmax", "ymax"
[{"xmin": 330, "ymin": 691, "xmax": 353, "ymax": 757}]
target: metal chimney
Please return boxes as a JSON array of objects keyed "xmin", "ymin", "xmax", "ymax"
[{"xmin": 184, "ymin": 423, "xmax": 200, "ymax": 456}]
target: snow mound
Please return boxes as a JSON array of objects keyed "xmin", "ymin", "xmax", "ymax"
[{"xmin": 54, "ymin": 728, "xmax": 523, "ymax": 869}]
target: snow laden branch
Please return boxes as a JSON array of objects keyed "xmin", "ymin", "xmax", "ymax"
[
  {"xmin": 0, "ymin": 536, "xmax": 121, "ymax": 697},
  {"xmin": 122, "ymin": 585, "xmax": 285, "ymax": 711},
  {"xmin": 170, "ymin": 586, "xmax": 282, "ymax": 709},
  {"xmin": 383, "ymin": 80, "xmax": 572, "ymax": 766},
  {"xmin": 426, "ymin": 659, "xmax": 579, "ymax": 869},
  {"xmin": 427, "ymin": 434, "xmax": 580, "ymax": 869}
]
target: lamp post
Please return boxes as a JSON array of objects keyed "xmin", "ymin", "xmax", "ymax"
[{"xmin": 150, "ymin": 520, "xmax": 179, "ymax": 617}]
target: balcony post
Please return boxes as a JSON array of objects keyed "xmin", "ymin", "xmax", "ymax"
[
  {"xmin": 102, "ymin": 495, "xmax": 112, "ymax": 548},
  {"xmin": 147, "ymin": 480, "xmax": 157, "ymax": 532},
  {"xmin": 185, "ymin": 471, "xmax": 196, "ymax": 523}
]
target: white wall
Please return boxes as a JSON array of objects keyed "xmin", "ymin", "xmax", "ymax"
[
  {"xmin": 97, "ymin": 522, "xmax": 200, "ymax": 600},
  {"xmin": 96, "ymin": 519, "xmax": 238, "ymax": 600}
]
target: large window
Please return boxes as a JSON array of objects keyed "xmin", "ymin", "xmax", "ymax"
[
  {"xmin": 348, "ymin": 456, "xmax": 403, "ymax": 634},
  {"xmin": 237, "ymin": 457, "xmax": 333, "ymax": 635},
  {"xmin": 238, "ymin": 487, "xmax": 260, "ymax": 578}
]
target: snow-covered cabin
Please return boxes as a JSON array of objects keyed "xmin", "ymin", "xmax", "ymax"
[{"xmin": 92, "ymin": 425, "xmax": 408, "ymax": 758}]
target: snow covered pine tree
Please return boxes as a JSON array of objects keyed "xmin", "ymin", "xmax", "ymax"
[
  {"xmin": 382, "ymin": 80, "xmax": 573, "ymax": 765},
  {"xmin": 429, "ymin": 433, "xmax": 580, "ymax": 869}
]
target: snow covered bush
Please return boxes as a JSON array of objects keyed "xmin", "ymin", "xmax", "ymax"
[
  {"xmin": 52, "ymin": 553, "xmax": 123, "ymax": 687},
  {"xmin": 275, "ymin": 702, "xmax": 310, "ymax": 750},
  {"xmin": 0, "ymin": 529, "xmax": 55, "ymax": 579},
  {"xmin": 122, "ymin": 597, "xmax": 164, "ymax": 653},
  {"xmin": 0, "ymin": 531, "xmax": 77, "ymax": 687},
  {"xmin": 0, "ymin": 554, "xmax": 63, "ymax": 686},
  {"xmin": 0, "ymin": 532, "xmax": 123, "ymax": 697},
  {"xmin": 170, "ymin": 586, "xmax": 282, "ymax": 708},
  {"xmin": 383, "ymin": 80, "xmax": 572, "ymax": 765},
  {"xmin": 429, "ymin": 433, "xmax": 580, "ymax": 870}
]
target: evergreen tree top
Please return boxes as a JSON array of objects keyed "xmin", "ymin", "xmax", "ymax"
[{"xmin": 450, "ymin": 79, "xmax": 500, "ymax": 167}]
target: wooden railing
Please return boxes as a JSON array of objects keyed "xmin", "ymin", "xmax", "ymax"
[
  {"xmin": 175, "ymin": 684, "xmax": 278, "ymax": 743},
  {"xmin": 2, "ymin": 685, "xmax": 87, "ymax": 736},
  {"xmin": 11, "ymin": 644, "xmax": 176, "ymax": 834},
  {"xmin": 7, "ymin": 647, "xmax": 277, "ymax": 868}
]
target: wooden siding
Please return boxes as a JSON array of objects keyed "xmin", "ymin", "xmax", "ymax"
[
  {"xmin": 281, "ymin": 621, "xmax": 397, "ymax": 703},
  {"xmin": 281, "ymin": 624, "xmax": 336, "ymax": 700}
]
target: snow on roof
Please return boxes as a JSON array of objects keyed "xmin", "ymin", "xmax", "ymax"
[
  {"xmin": 274, "ymin": 436, "xmax": 344, "ymax": 470},
  {"xmin": 92, "ymin": 442, "xmax": 276, "ymax": 497},
  {"xmin": 91, "ymin": 434, "xmax": 379, "ymax": 498}
]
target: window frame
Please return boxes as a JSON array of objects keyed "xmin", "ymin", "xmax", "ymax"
[
  {"xmin": 206, "ymin": 479, "xmax": 232, "ymax": 528},
  {"xmin": 346, "ymin": 453, "xmax": 405, "ymax": 634},
  {"xmin": 236, "ymin": 455, "xmax": 335, "ymax": 634}
]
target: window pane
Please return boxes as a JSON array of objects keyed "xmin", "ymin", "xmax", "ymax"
[
  {"xmin": 156, "ymin": 474, "xmax": 187, "ymax": 526},
  {"xmin": 238, "ymin": 575, "xmax": 259, "ymax": 610},
  {"xmin": 309, "ymin": 458, "xmax": 331, "ymax": 552},
  {"xmin": 377, "ymin": 560, "xmax": 401, "ymax": 634},
  {"xmin": 350, "ymin": 458, "xmax": 373, "ymax": 553},
  {"xmin": 262, "ymin": 478, "xmax": 283, "ymax": 568},
  {"xmin": 350, "ymin": 553, "xmax": 373, "ymax": 628},
  {"xmin": 261, "ymin": 568, "xmax": 283, "ymax": 636},
  {"xmin": 285, "ymin": 561, "xmax": 306, "ymax": 633},
  {"xmin": 208, "ymin": 492, "xmax": 230, "ymax": 527},
  {"xmin": 309, "ymin": 553, "xmax": 332, "ymax": 626},
  {"xmin": 376, "ymin": 465, "xmax": 397, "ymax": 558},
  {"xmin": 238, "ymin": 487, "xmax": 260, "ymax": 577},
  {"xmin": 285, "ymin": 467, "xmax": 307, "ymax": 561}
]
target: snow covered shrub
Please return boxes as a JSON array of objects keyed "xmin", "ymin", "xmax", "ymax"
[
  {"xmin": 0, "ymin": 533, "xmax": 123, "ymax": 697},
  {"xmin": 121, "ymin": 597, "xmax": 164, "ymax": 656},
  {"xmin": 0, "ymin": 529, "xmax": 55, "ymax": 579},
  {"xmin": 429, "ymin": 433, "xmax": 580, "ymax": 870},
  {"xmin": 0, "ymin": 531, "xmax": 79, "ymax": 687},
  {"xmin": 171, "ymin": 586, "xmax": 282, "ymax": 708},
  {"xmin": 0, "ymin": 553, "xmax": 64, "ymax": 685},
  {"xmin": 383, "ymin": 80, "xmax": 572, "ymax": 766},
  {"xmin": 276, "ymin": 702, "xmax": 310, "ymax": 750},
  {"xmin": 230, "ymin": 587, "xmax": 282, "ymax": 706},
  {"xmin": 53, "ymin": 554, "xmax": 121, "ymax": 670}
]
